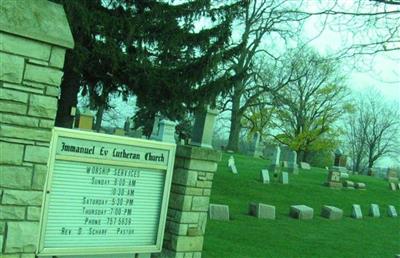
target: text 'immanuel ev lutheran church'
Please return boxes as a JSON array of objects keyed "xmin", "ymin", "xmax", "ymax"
[{"xmin": 60, "ymin": 141, "xmax": 165, "ymax": 162}]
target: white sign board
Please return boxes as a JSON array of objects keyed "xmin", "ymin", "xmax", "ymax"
[{"xmin": 37, "ymin": 127, "xmax": 176, "ymax": 256}]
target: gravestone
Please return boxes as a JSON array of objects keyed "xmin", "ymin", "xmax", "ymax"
[
  {"xmin": 326, "ymin": 167, "xmax": 343, "ymax": 189},
  {"xmin": 355, "ymin": 182, "xmax": 366, "ymax": 190},
  {"xmin": 230, "ymin": 164, "xmax": 238, "ymax": 174},
  {"xmin": 260, "ymin": 169, "xmax": 270, "ymax": 184},
  {"xmin": 279, "ymin": 172, "xmax": 289, "ymax": 184},
  {"xmin": 191, "ymin": 106, "xmax": 218, "ymax": 149},
  {"xmin": 389, "ymin": 182, "xmax": 397, "ymax": 191},
  {"xmin": 343, "ymin": 180, "xmax": 355, "ymax": 189},
  {"xmin": 289, "ymin": 205, "xmax": 314, "ymax": 220},
  {"xmin": 150, "ymin": 114, "xmax": 161, "ymax": 139},
  {"xmin": 387, "ymin": 205, "xmax": 398, "ymax": 217},
  {"xmin": 369, "ymin": 204, "xmax": 380, "ymax": 218},
  {"xmin": 351, "ymin": 204, "xmax": 363, "ymax": 219},
  {"xmin": 340, "ymin": 172, "xmax": 349, "ymax": 179},
  {"xmin": 321, "ymin": 205, "xmax": 343, "ymax": 220},
  {"xmin": 269, "ymin": 146, "xmax": 281, "ymax": 174},
  {"xmin": 282, "ymin": 161, "xmax": 288, "ymax": 168},
  {"xmin": 209, "ymin": 204, "xmax": 229, "ymax": 221},
  {"xmin": 287, "ymin": 151, "xmax": 299, "ymax": 174},
  {"xmin": 398, "ymin": 183, "xmax": 400, "ymax": 190},
  {"xmin": 249, "ymin": 203, "xmax": 275, "ymax": 219},
  {"xmin": 154, "ymin": 119, "xmax": 176, "ymax": 143},
  {"xmin": 248, "ymin": 132, "xmax": 263, "ymax": 157},
  {"xmin": 299, "ymin": 162, "xmax": 311, "ymax": 170},
  {"xmin": 76, "ymin": 112, "xmax": 94, "ymax": 130},
  {"xmin": 386, "ymin": 168, "xmax": 399, "ymax": 183}
]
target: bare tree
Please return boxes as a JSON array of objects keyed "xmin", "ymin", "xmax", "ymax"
[
  {"xmin": 271, "ymin": 48, "xmax": 349, "ymax": 162},
  {"xmin": 219, "ymin": 0, "xmax": 311, "ymax": 151},
  {"xmin": 346, "ymin": 90, "xmax": 400, "ymax": 172}
]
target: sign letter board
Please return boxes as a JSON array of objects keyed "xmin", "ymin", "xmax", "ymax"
[{"xmin": 37, "ymin": 127, "xmax": 176, "ymax": 256}]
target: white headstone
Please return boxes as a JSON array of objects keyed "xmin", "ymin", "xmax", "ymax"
[
  {"xmin": 272, "ymin": 146, "xmax": 281, "ymax": 165},
  {"xmin": 388, "ymin": 205, "xmax": 397, "ymax": 217},
  {"xmin": 230, "ymin": 164, "xmax": 238, "ymax": 174},
  {"xmin": 369, "ymin": 204, "xmax": 380, "ymax": 218},
  {"xmin": 209, "ymin": 204, "xmax": 230, "ymax": 221},
  {"xmin": 260, "ymin": 169, "xmax": 270, "ymax": 184},
  {"xmin": 351, "ymin": 204, "xmax": 363, "ymax": 219},
  {"xmin": 279, "ymin": 172, "xmax": 289, "ymax": 184},
  {"xmin": 289, "ymin": 205, "xmax": 314, "ymax": 220},
  {"xmin": 249, "ymin": 203, "xmax": 275, "ymax": 219},
  {"xmin": 300, "ymin": 162, "xmax": 311, "ymax": 170},
  {"xmin": 228, "ymin": 156, "xmax": 235, "ymax": 167},
  {"xmin": 321, "ymin": 205, "xmax": 343, "ymax": 220}
]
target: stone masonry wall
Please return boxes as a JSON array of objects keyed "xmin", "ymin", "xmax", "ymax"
[
  {"xmin": 159, "ymin": 145, "xmax": 221, "ymax": 258},
  {"xmin": 0, "ymin": 0, "xmax": 73, "ymax": 257}
]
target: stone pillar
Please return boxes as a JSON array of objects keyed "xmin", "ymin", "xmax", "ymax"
[
  {"xmin": 159, "ymin": 145, "xmax": 221, "ymax": 258},
  {"xmin": 0, "ymin": 0, "xmax": 74, "ymax": 256}
]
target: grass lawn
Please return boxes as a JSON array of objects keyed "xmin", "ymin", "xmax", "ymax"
[{"xmin": 203, "ymin": 153, "xmax": 400, "ymax": 258}]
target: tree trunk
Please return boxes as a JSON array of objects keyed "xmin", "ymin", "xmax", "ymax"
[
  {"xmin": 227, "ymin": 90, "xmax": 242, "ymax": 152},
  {"xmin": 55, "ymin": 54, "xmax": 80, "ymax": 128},
  {"xmin": 94, "ymin": 104, "xmax": 105, "ymax": 132}
]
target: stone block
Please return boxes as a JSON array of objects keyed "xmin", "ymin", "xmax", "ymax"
[
  {"xmin": 0, "ymin": 165, "xmax": 32, "ymax": 189},
  {"xmin": 27, "ymin": 206, "xmax": 41, "ymax": 220},
  {"xmin": 387, "ymin": 205, "xmax": 397, "ymax": 217},
  {"xmin": 326, "ymin": 181, "xmax": 343, "ymax": 189},
  {"xmin": 0, "ymin": 142, "xmax": 24, "ymax": 165},
  {"xmin": 369, "ymin": 204, "xmax": 380, "ymax": 218},
  {"xmin": 171, "ymin": 235, "xmax": 203, "ymax": 252},
  {"xmin": 0, "ymin": 113, "xmax": 39, "ymax": 127},
  {"xmin": 191, "ymin": 196, "xmax": 209, "ymax": 212},
  {"xmin": 0, "ymin": 88, "xmax": 28, "ymax": 103},
  {"xmin": 173, "ymin": 168, "xmax": 198, "ymax": 187},
  {"xmin": 21, "ymin": 254, "xmax": 36, "ymax": 258},
  {"xmin": 279, "ymin": 172, "xmax": 289, "ymax": 184},
  {"xmin": 0, "ymin": 32, "xmax": 51, "ymax": 60},
  {"xmin": 45, "ymin": 86, "xmax": 60, "ymax": 97},
  {"xmin": 32, "ymin": 164, "xmax": 48, "ymax": 190},
  {"xmin": 176, "ymin": 158, "xmax": 218, "ymax": 172},
  {"xmin": 249, "ymin": 202, "xmax": 275, "ymax": 219},
  {"xmin": 169, "ymin": 193, "xmax": 192, "ymax": 211},
  {"xmin": 351, "ymin": 204, "xmax": 363, "ymax": 219},
  {"xmin": 24, "ymin": 64, "xmax": 63, "ymax": 86},
  {"xmin": 0, "ymin": 52, "xmax": 24, "ymax": 83},
  {"xmin": 49, "ymin": 46, "xmax": 66, "ymax": 68},
  {"xmin": 300, "ymin": 162, "xmax": 311, "ymax": 170},
  {"xmin": 2, "ymin": 190, "xmax": 42, "ymax": 205},
  {"xmin": 28, "ymin": 94, "xmax": 58, "ymax": 119},
  {"xmin": 389, "ymin": 182, "xmax": 397, "ymax": 191},
  {"xmin": 209, "ymin": 204, "xmax": 229, "ymax": 221},
  {"xmin": 24, "ymin": 145, "xmax": 50, "ymax": 163},
  {"xmin": 321, "ymin": 205, "xmax": 343, "ymax": 220},
  {"xmin": 289, "ymin": 205, "xmax": 314, "ymax": 220},
  {"xmin": 3, "ymin": 81, "xmax": 43, "ymax": 94},
  {"xmin": 169, "ymin": 211, "xmax": 200, "ymax": 224},
  {"xmin": 260, "ymin": 169, "xmax": 270, "ymax": 184},
  {"xmin": 39, "ymin": 119, "xmax": 55, "ymax": 129},
  {"xmin": 4, "ymin": 221, "xmax": 39, "ymax": 253},
  {"xmin": 0, "ymin": 125, "xmax": 52, "ymax": 142},
  {"xmin": 187, "ymin": 227, "xmax": 202, "ymax": 236},
  {"xmin": 343, "ymin": 180, "xmax": 354, "ymax": 187},
  {"xmin": 354, "ymin": 182, "xmax": 366, "ymax": 189},
  {"xmin": 0, "ymin": 205, "xmax": 25, "ymax": 220},
  {"xmin": 167, "ymin": 221, "xmax": 188, "ymax": 235},
  {"xmin": 0, "ymin": 100, "xmax": 27, "ymax": 114}
]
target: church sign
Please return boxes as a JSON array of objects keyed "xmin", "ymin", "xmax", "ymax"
[{"xmin": 37, "ymin": 127, "xmax": 176, "ymax": 256}]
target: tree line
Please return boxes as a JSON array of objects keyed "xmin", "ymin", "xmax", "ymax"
[{"xmin": 53, "ymin": 0, "xmax": 399, "ymax": 173}]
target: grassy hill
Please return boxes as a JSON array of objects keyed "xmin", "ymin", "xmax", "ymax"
[{"xmin": 203, "ymin": 153, "xmax": 400, "ymax": 258}]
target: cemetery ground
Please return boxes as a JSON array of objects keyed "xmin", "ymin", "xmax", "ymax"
[{"xmin": 203, "ymin": 153, "xmax": 400, "ymax": 258}]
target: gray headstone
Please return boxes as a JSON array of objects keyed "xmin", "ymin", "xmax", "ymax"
[
  {"xmin": 282, "ymin": 161, "xmax": 288, "ymax": 168},
  {"xmin": 154, "ymin": 119, "xmax": 176, "ymax": 143},
  {"xmin": 279, "ymin": 172, "xmax": 289, "ymax": 184},
  {"xmin": 388, "ymin": 205, "xmax": 398, "ymax": 217},
  {"xmin": 260, "ymin": 169, "xmax": 270, "ymax": 184},
  {"xmin": 351, "ymin": 204, "xmax": 363, "ymax": 219},
  {"xmin": 300, "ymin": 162, "xmax": 311, "ymax": 170},
  {"xmin": 271, "ymin": 146, "xmax": 281, "ymax": 165},
  {"xmin": 150, "ymin": 114, "xmax": 161, "ymax": 139},
  {"xmin": 289, "ymin": 205, "xmax": 314, "ymax": 220},
  {"xmin": 343, "ymin": 180, "xmax": 355, "ymax": 188},
  {"xmin": 191, "ymin": 106, "xmax": 218, "ymax": 149},
  {"xmin": 249, "ymin": 203, "xmax": 275, "ymax": 219},
  {"xmin": 389, "ymin": 182, "xmax": 397, "ymax": 191},
  {"xmin": 369, "ymin": 204, "xmax": 380, "ymax": 218},
  {"xmin": 209, "ymin": 204, "xmax": 229, "ymax": 221},
  {"xmin": 228, "ymin": 156, "xmax": 235, "ymax": 167},
  {"xmin": 341, "ymin": 172, "xmax": 349, "ymax": 179},
  {"xmin": 321, "ymin": 205, "xmax": 343, "ymax": 220}
]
